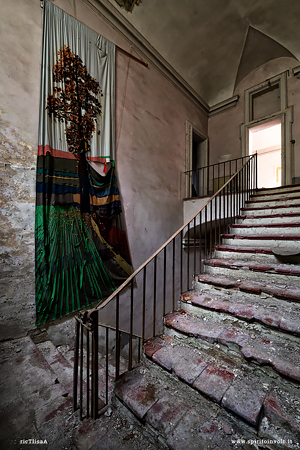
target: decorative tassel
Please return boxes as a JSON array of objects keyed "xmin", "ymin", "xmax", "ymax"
[{"xmin": 104, "ymin": 160, "xmax": 107, "ymax": 174}]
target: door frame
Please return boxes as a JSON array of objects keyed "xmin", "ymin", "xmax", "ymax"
[{"xmin": 241, "ymin": 107, "xmax": 293, "ymax": 186}]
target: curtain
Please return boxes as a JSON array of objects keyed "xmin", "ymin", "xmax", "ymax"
[{"xmin": 36, "ymin": 0, "xmax": 132, "ymax": 325}]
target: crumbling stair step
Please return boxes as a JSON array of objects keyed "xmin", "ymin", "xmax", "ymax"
[
  {"xmin": 203, "ymin": 258, "xmax": 300, "ymax": 286},
  {"xmin": 241, "ymin": 203, "xmax": 300, "ymax": 212},
  {"xmin": 204, "ymin": 257, "xmax": 300, "ymax": 276},
  {"xmin": 114, "ymin": 365, "xmax": 260, "ymax": 449},
  {"xmin": 196, "ymin": 273, "xmax": 300, "ymax": 302},
  {"xmin": 37, "ymin": 341, "xmax": 74, "ymax": 394},
  {"xmin": 237, "ymin": 212, "xmax": 300, "ymax": 224},
  {"xmin": 144, "ymin": 335, "xmax": 300, "ymax": 431},
  {"xmin": 164, "ymin": 310, "xmax": 300, "ymax": 383},
  {"xmin": 246, "ymin": 195, "xmax": 300, "ymax": 205},
  {"xmin": 231, "ymin": 222, "xmax": 300, "ymax": 229},
  {"xmin": 216, "ymin": 244, "xmax": 273, "ymax": 255},
  {"xmin": 221, "ymin": 233, "xmax": 300, "ymax": 241},
  {"xmin": 251, "ymin": 185, "xmax": 300, "ymax": 198},
  {"xmin": 181, "ymin": 291, "xmax": 300, "ymax": 336}
]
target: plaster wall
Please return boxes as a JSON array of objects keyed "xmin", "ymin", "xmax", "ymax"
[
  {"xmin": 0, "ymin": 0, "xmax": 207, "ymax": 344},
  {"xmin": 208, "ymin": 57, "xmax": 300, "ymax": 180}
]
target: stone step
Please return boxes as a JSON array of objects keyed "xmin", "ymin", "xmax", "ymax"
[
  {"xmin": 214, "ymin": 244, "xmax": 300, "ymax": 265},
  {"xmin": 164, "ymin": 310, "xmax": 300, "ymax": 383},
  {"xmin": 246, "ymin": 196, "xmax": 300, "ymax": 209},
  {"xmin": 255, "ymin": 183, "xmax": 300, "ymax": 196},
  {"xmin": 203, "ymin": 258, "xmax": 300, "ymax": 286},
  {"xmin": 57, "ymin": 344, "xmax": 115, "ymax": 405},
  {"xmin": 36, "ymin": 341, "xmax": 74, "ymax": 394},
  {"xmin": 251, "ymin": 187, "xmax": 300, "ymax": 200},
  {"xmin": 221, "ymin": 234, "xmax": 300, "ymax": 250},
  {"xmin": 230, "ymin": 223, "xmax": 300, "ymax": 236},
  {"xmin": 114, "ymin": 364, "xmax": 262, "ymax": 448},
  {"xmin": 181, "ymin": 290, "xmax": 300, "ymax": 336},
  {"xmin": 236, "ymin": 212, "xmax": 300, "ymax": 225},
  {"xmin": 195, "ymin": 273, "xmax": 300, "ymax": 303},
  {"xmin": 144, "ymin": 334, "xmax": 300, "ymax": 437},
  {"xmin": 241, "ymin": 204, "xmax": 300, "ymax": 216}
]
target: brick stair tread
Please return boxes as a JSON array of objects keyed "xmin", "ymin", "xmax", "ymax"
[
  {"xmin": 197, "ymin": 273, "xmax": 300, "ymax": 300},
  {"xmin": 144, "ymin": 335, "xmax": 300, "ymax": 431},
  {"xmin": 164, "ymin": 310, "xmax": 300, "ymax": 383},
  {"xmin": 114, "ymin": 365, "xmax": 260, "ymax": 447},
  {"xmin": 181, "ymin": 290, "xmax": 300, "ymax": 335},
  {"xmin": 203, "ymin": 257, "xmax": 300, "ymax": 277},
  {"xmin": 221, "ymin": 233, "xmax": 300, "ymax": 240},
  {"xmin": 216, "ymin": 244, "xmax": 273, "ymax": 255}
]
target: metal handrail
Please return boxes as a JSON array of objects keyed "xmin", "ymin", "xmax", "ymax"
[
  {"xmin": 73, "ymin": 153, "xmax": 257, "ymax": 420},
  {"xmin": 184, "ymin": 155, "xmax": 250, "ymax": 174},
  {"xmin": 91, "ymin": 154, "xmax": 255, "ymax": 312}
]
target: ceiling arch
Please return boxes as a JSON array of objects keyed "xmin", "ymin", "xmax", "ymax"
[{"xmin": 234, "ymin": 26, "xmax": 298, "ymax": 91}]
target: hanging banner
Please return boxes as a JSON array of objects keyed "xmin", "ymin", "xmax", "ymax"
[{"xmin": 36, "ymin": 0, "xmax": 132, "ymax": 325}]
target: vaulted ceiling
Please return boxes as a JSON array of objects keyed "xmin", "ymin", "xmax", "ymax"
[{"xmin": 107, "ymin": 0, "xmax": 300, "ymax": 106}]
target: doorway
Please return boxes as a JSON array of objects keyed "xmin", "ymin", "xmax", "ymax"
[
  {"xmin": 185, "ymin": 120, "xmax": 208, "ymax": 198},
  {"xmin": 248, "ymin": 118, "xmax": 281, "ymax": 189},
  {"xmin": 192, "ymin": 132, "xmax": 207, "ymax": 197}
]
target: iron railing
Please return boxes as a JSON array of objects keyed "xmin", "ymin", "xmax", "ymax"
[
  {"xmin": 73, "ymin": 153, "xmax": 257, "ymax": 419},
  {"xmin": 184, "ymin": 155, "xmax": 252, "ymax": 199}
]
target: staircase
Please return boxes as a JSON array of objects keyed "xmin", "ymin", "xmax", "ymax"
[{"xmin": 115, "ymin": 184, "xmax": 300, "ymax": 450}]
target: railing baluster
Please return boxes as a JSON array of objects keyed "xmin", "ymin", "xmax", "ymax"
[
  {"xmin": 199, "ymin": 211, "xmax": 202, "ymax": 272},
  {"xmin": 91, "ymin": 310, "xmax": 98, "ymax": 420},
  {"xmin": 180, "ymin": 230, "xmax": 183, "ymax": 293},
  {"xmin": 210, "ymin": 194, "xmax": 213, "ymax": 257},
  {"xmin": 153, "ymin": 256, "xmax": 157, "ymax": 337},
  {"xmin": 86, "ymin": 331, "xmax": 89, "ymax": 419},
  {"xmin": 129, "ymin": 281, "xmax": 134, "ymax": 371},
  {"xmin": 106, "ymin": 327, "xmax": 109, "ymax": 405},
  {"xmin": 115, "ymin": 294, "xmax": 120, "ymax": 380},
  {"xmin": 80, "ymin": 323, "xmax": 83, "ymax": 420},
  {"xmin": 173, "ymin": 238, "xmax": 175, "ymax": 310},
  {"xmin": 187, "ymin": 223, "xmax": 190, "ymax": 291},
  {"xmin": 193, "ymin": 217, "xmax": 196, "ymax": 276},
  {"xmin": 73, "ymin": 319, "xmax": 79, "ymax": 412},
  {"xmin": 142, "ymin": 269, "xmax": 146, "ymax": 343},
  {"xmin": 163, "ymin": 247, "xmax": 166, "ymax": 316}
]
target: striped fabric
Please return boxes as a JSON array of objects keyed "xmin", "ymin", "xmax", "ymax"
[{"xmin": 35, "ymin": 1, "xmax": 132, "ymax": 325}]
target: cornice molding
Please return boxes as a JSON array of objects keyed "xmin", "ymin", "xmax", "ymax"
[
  {"xmin": 83, "ymin": 0, "xmax": 209, "ymax": 114},
  {"xmin": 209, "ymin": 95, "xmax": 239, "ymax": 117}
]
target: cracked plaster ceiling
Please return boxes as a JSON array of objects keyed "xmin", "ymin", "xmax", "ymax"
[{"xmin": 107, "ymin": 0, "xmax": 300, "ymax": 106}]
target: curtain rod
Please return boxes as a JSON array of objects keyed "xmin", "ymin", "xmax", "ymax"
[{"xmin": 116, "ymin": 45, "xmax": 148, "ymax": 68}]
